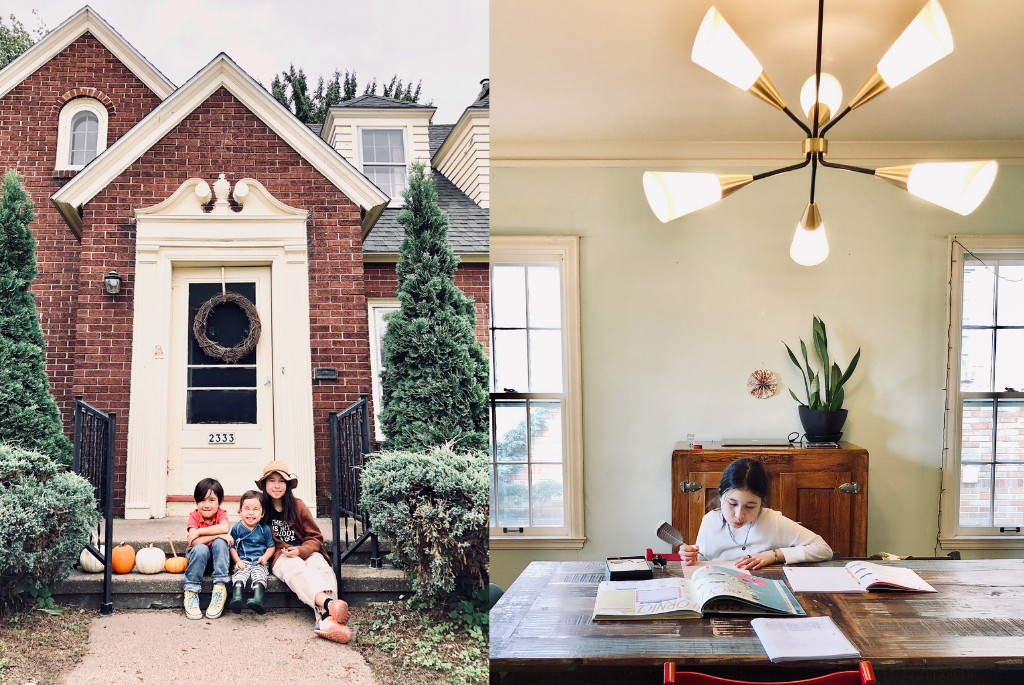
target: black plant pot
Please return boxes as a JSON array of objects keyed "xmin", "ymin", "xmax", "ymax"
[{"xmin": 798, "ymin": 406, "xmax": 848, "ymax": 442}]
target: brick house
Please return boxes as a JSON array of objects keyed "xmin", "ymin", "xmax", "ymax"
[{"xmin": 0, "ymin": 7, "xmax": 489, "ymax": 518}]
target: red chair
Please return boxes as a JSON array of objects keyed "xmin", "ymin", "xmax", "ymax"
[{"xmin": 664, "ymin": 661, "xmax": 875, "ymax": 685}]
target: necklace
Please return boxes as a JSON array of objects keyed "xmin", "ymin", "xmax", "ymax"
[{"xmin": 726, "ymin": 519, "xmax": 754, "ymax": 551}]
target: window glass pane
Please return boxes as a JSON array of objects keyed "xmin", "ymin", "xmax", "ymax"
[
  {"xmin": 530, "ymin": 400, "xmax": 562, "ymax": 463},
  {"xmin": 362, "ymin": 129, "xmax": 405, "ymax": 164},
  {"xmin": 362, "ymin": 129, "xmax": 380, "ymax": 163},
  {"xmin": 489, "ymin": 466, "xmax": 496, "ymax": 527},
  {"xmin": 531, "ymin": 463, "xmax": 564, "ymax": 526},
  {"xmin": 996, "ymin": 263, "xmax": 1024, "ymax": 326},
  {"xmin": 494, "ymin": 400, "xmax": 528, "ymax": 462},
  {"xmin": 527, "ymin": 263, "xmax": 561, "ymax": 328},
  {"xmin": 492, "ymin": 264, "xmax": 526, "ymax": 328},
  {"xmin": 959, "ymin": 463, "xmax": 992, "ymax": 527},
  {"xmin": 960, "ymin": 328, "xmax": 992, "ymax": 391},
  {"xmin": 187, "ymin": 390, "xmax": 257, "ymax": 424},
  {"xmin": 962, "ymin": 261, "xmax": 994, "ymax": 326},
  {"xmin": 496, "ymin": 464, "xmax": 529, "ymax": 527},
  {"xmin": 188, "ymin": 366, "xmax": 256, "ymax": 388},
  {"xmin": 374, "ymin": 306, "xmax": 400, "ymax": 369},
  {"xmin": 364, "ymin": 166, "xmax": 407, "ymax": 199},
  {"xmin": 188, "ymin": 282, "xmax": 258, "ymax": 366},
  {"xmin": 996, "ymin": 400, "xmax": 1024, "ymax": 462},
  {"xmin": 387, "ymin": 129, "xmax": 405, "ymax": 163},
  {"xmin": 493, "ymin": 329, "xmax": 528, "ymax": 392},
  {"xmin": 961, "ymin": 399, "xmax": 993, "ymax": 463},
  {"xmin": 69, "ymin": 111, "xmax": 99, "ymax": 165},
  {"xmin": 995, "ymin": 329, "xmax": 1024, "ymax": 391},
  {"xmin": 529, "ymin": 329, "xmax": 563, "ymax": 393},
  {"xmin": 994, "ymin": 463, "xmax": 1024, "ymax": 527}
]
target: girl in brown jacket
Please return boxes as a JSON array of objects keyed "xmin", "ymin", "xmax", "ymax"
[{"xmin": 257, "ymin": 461, "xmax": 352, "ymax": 643}]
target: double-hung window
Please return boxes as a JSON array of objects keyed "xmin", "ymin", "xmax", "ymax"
[
  {"xmin": 489, "ymin": 236, "xmax": 584, "ymax": 548},
  {"xmin": 941, "ymin": 236, "xmax": 1024, "ymax": 548},
  {"xmin": 360, "ymin": 129, "xmax": 407, "ymax": 201}
]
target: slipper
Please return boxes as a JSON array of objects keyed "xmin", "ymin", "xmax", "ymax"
[
  {"xmin": 314, "ymin": 616, "xmax": 353, "ymax": 644},
  {"xmin": 327, "ymin": 598, "xmax": 351, "ymax": 625}
]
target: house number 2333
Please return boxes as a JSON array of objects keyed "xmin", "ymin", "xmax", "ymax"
[{"xmin": 208, "ymin": 433, "xmax": 235, "ymax": 444}]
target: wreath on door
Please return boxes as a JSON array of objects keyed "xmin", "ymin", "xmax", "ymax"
[{"xmin": 192, "ymin": 291, "xmax": 261, "ymax": 363}]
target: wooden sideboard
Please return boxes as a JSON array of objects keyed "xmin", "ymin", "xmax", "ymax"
[{"xmin": 671, "ymin": 442, "xmax": 868, "ymax": 557}]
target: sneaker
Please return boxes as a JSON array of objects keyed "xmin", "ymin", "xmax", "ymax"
[
  {"xmin": 326, "ymin": 598, "xmax": 350, "ymax": 625},
  {"xmin": 314, "ymin": 616, "xmax": 353, "ymax": 644},
  {"xmin": 183, "ymin": 590, "xmax": 202, "ymax": 620},
  {"xmin": 206, "ymin": 583, "xmax": 227, "ymax": 619}
]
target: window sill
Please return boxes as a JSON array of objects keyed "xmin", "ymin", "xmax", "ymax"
[
  {"xmin": 938, "ymin": 535, "xmax": 1024, "ymax": 550},
  {"xmin": 490, "ymin": 536, "xmax": 586, "ymax": 550}
]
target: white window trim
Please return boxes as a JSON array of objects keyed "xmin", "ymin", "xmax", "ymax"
[
  {"xmin": 490, "ymin": 235, "xmax": 585, "ymax": 550},
  {"xmin": 55, "ymin": 98, "xmax": 108, "ymax": 171},
  {"xmin": 940, "ymin": 234, "xmax": 1024, "ymax": 550},
  {"xmin": 357, "ymin": 127, "xmax": 410, "ymax": 207},
  {"xmin": 367, "ymin": 298, "xmax": 401, "ymax": 443}
]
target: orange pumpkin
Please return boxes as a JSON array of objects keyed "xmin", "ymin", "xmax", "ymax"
[
  {"xmin": 165, "ymin": 536, "xmax": 187, "ymax": 574},
  {"xmin": 112, "ymin": 542, "xmax": 136, "ymax": 574}
]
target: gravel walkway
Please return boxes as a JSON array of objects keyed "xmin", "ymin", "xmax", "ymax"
[{"xmin": 60, "ymin": 609, "xmax": 376, "ymax": 684}]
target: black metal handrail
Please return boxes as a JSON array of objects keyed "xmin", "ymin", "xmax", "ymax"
[
  {"xmin": 72, "ymin": 395, "xmax": 116, "ymax": 616},
  {"xmin": 329, "ymin": 394, "xmax": 382, "ymax": 591}
]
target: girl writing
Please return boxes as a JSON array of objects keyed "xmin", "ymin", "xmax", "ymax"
[
  {"xmin": 682, "ymin": 458, "xmax": 833, "ymax": 569},
  {"xmin": 256, "ymin": 461, "xmax": 352, "ymax": 643}
]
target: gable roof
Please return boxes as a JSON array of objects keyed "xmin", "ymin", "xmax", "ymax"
[
  {"xmin": 0, "ymin": 6, "xmax": 174, "ymax": 100},
  {"xmin": 431, "ymin": 79, "xmax": 488, "ymax": 165},
  {"xmin": 331, "ymin": 94, "xmax": 434, "ymax": 110},
  {"xmin": 363, "ymin": 171, "xmax": 488, "ymax": 256},
  {"xmin": 51, "ymin": 53, "xmax": 389, "ymax": 237},
  {"xmin": 429, "ymin": 124, "xmax": 455, "ymax": 157}
]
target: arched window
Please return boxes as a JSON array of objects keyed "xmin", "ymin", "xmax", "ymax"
[{"xmin": 56, "ymin": 98, "xmax": 108, "ymax": 171}]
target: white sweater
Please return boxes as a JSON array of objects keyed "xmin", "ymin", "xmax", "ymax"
[{"xmin": 694, "ymin": 507, "xmax": 833, "ymax": 564}]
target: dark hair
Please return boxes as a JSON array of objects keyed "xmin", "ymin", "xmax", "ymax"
[
  {"xmin": 718, "ymin": 458, "xmax": 769, "ymax": 504},
  {"xmin": 194, "ymin": 478, "xmax": 224, "ymax": 504},
  {"xmin": 258, "ymin": 476, "xmax": 297, "ymax": 527},
  {"xmin": 238, "ymin": 490, "xmax": 263, "ymax": 511}
]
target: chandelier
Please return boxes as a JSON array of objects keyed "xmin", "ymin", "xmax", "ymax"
[{"xmin": 643, "ymin": 1, "xmax": 998, "ymax": 266}]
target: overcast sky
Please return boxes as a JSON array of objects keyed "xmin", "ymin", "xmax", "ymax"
[{"xmin": 8, "ymin": 0, "xmax": 487, "ymax": 122}]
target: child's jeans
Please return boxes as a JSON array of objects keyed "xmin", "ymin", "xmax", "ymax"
[{"xmin": 184, "ymin": 538, "xmax": 231, "ymax": 592}]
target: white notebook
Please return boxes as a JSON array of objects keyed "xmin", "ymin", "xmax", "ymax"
[
  {"xmin": 783, "ymin": 561, "xmax": 937, "ymax": 593},
  {"xmin": 751, "ymin": 616, "xmax": 860, "ymax": 662}
]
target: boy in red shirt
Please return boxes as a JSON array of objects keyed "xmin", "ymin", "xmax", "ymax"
[{"xmin": 184, "ymin": 478, "xmax": 232, "ymax": 619}]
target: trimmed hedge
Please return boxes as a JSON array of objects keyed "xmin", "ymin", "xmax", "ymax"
[
  {"xmin": 0, "ymin": 444, "xmax": 97, "ymax": 614},
  {"xmin": 360, "ymin": 444, "xmax": 488, "ymax": 600}
]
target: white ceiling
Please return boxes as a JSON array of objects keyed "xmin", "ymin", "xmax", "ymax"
[{"xmin": 491, "ymin": 0, "xmax": 1024, "ymax": 164}]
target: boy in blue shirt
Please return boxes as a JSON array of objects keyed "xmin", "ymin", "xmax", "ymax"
[{"xmin": 228, "ymin": 490, "xmax": 275, "ymax": 614}]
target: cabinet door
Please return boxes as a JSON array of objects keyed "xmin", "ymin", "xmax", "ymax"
[
  {"xmin": 778, "ymin": 471, "xmax": 851, "ymax": 557},
  {"xmin": 684, "ymin": 471, "xmax": 722, "ymax": 545}
]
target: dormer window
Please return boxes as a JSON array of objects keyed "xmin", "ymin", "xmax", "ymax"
[
  {"xmin": 56, "ymin": 98, "xmax": 108, "ymax": 171},
  {"xmin": 360, "ymin": 128, "xmax": 407, "ymax": 201}
]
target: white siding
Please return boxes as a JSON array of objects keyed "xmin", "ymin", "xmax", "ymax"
[{"xmin": 433, "ymin": 110, "xmax": 489, "ymax": 208}]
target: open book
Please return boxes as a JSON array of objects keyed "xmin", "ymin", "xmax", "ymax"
[
  {"xmin": 592, "ymin": 566, "xmax": 805, "ymax": 620},
  {"xmin": 783, "ymin": 560, "xmax": 937, "ymax": 593}
]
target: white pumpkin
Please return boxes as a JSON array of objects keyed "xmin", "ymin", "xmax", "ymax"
[
  {"xmin": 79, "ymin": 546, "xmax": 105, "ymax": 573},
  {"xmin": 135, "ymin": 544, "xmax": 167, "ymax": 574}
]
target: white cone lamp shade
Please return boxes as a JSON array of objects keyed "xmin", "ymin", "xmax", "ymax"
[
  {"xmin": 800, "ymin": 73, "xmax": 843, "ymax": 120},
  {"xmin": 691, "ymin": 7, "xmax": 763, "ymax": 90},
  {"xmin": 790, "ymin": 202, "xmax": 829, "ymax": 266},
  {"xmin": 876, "ymin": 0, "xmax": 953, "ymax": 88},
  {"xmin": 644, "ymin": 172, "xmax": 754, "ymax": 223},
  {"xmin": 908, "ymin": 161, "xmax": 998, "ymax": 215}
]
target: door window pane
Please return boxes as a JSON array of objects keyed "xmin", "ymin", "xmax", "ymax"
[
  {"xmin": 960, "ymin": 328, "xmax": 992, "ymax": 391},
  {"xmin": 961, "ymin": 400, "xmax": 993, "ymax": 463},
  {"xmin": 188, "ymin": 367, "xmax": 257, "ymax": 388},
  {"xmin": 959, "ymin": 463, "xmax": 992, "ymax": 527},
  {"xmin": 962, "ymin": 261, "xmax": 994, "ymax": 326},
  {"xmin": 187, "ymin": 390, "xmax": 257, "ymax": 424},
  {"xmin": 527, "ymin": 263, "xmax": 561, "ymax": 328}
]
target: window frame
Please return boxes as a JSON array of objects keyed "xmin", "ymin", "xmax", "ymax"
[
  {"xmin": 367, "ymin": 297, "xmax": 401, "ymax": 443},
  {"xmin": 489, "ymin": 235, "xmax": 585, "ymax": 549},
  {"xmin": 940, "ymin": 235, "xmax": 1024, "ymax": 549},
  {"xmin": 357, "ymin": 127, "xmax": 409, "ymax": 207},
  {"xmin": 55, "ymin": 98, "xmax": 108, "ymax": 171}
]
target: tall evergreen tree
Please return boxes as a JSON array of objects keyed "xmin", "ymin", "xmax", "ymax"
[
  {"xmin": 0, "ymin": 170, "xmax": 72, "ymax": 464},
  {"xmin": 379, "ymin": 163, "xmax": 489, "ymax": 452}
]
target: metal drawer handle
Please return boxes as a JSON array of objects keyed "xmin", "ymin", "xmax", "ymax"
[
  {"xmin": 838, "ymin": 482, "xmax": 861, "ymax": 494},
  {"xmin": 680, "ymin": 481, "xmax": 703, "ymax": 493}
]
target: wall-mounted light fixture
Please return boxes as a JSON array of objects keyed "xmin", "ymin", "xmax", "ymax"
[{"xmin": 103, "ymin": 270, "xmax": 122, "ymax": 295}]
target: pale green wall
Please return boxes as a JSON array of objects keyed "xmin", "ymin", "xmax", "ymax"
[{"xmin": 489, "ymin": 164, "xmax": 1024, "ymax": 590}]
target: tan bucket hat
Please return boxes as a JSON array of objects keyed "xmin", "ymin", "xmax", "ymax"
[{"xmin": 256, "ymin": 460, "xmax": 298, "ymax": 489}]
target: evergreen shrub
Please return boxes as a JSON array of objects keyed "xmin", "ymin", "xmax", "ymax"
[
  {"xmin": 0, "ymin": 444, "xmax": 96, "ymax": 614},
  {"xmin": 360, "ymin": 444, "xmax": 488, "ymax": 601}
]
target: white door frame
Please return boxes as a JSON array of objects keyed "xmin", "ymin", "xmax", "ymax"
[{"xmin": 124, "ymin": 176, "xmax": 317, "ymax": 518}]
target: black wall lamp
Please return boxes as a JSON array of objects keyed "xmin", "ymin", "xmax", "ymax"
[{"xmin": 103, "ymin": 270, "xmax": 122, "ymax": 295}]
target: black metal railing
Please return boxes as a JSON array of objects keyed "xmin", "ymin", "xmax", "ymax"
[
  {"xmin": 71, "ymin": 395, "xmax": 116, "ymax": 616},
  {"xmin": 328, "ymin": 394, "xmax": 382, "ymax": 590}
]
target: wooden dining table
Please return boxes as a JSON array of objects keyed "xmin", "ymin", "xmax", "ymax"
[{"xmin": 489, "ymin": 559, "xmax": 1024, "ymax": 684}]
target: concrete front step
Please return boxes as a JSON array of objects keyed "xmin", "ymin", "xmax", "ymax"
[{"xmin": 54, "ymin": 565, "xmax": 411, "ymax": 611}]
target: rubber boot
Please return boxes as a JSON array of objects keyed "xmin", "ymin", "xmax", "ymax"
[
  {"xmin": 230, "ymin": 582, "xmax": 245, "ymax": 614},
  {"xmin": 247, "ymin": 583, "xmax": 267, "ymax": 615}
]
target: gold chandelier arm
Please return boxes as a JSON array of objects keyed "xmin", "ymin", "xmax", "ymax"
[
  {"xmin": 748, "ymin": 71, "xmax": 787, "ymax": 110},
  {"xmin": 848, "ymin": 67, "xmax": 890, "ymax": 111},
  {"xmin": 873, "ymin": 165, "xmax": 913, "ymax": 191}
]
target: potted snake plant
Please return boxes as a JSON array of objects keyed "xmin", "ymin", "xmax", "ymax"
[{"xmin": 783, "ymin": 316, "xmax": 860, "ymax": 442}]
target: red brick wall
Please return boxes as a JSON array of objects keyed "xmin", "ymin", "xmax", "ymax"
[
  {"xmin": 0, "ymin": 32, "xmax": 163, "ymax": 432},
  {"xmin": 76, "ymin": 87, "xmax": 371, "ymax": 515}
]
